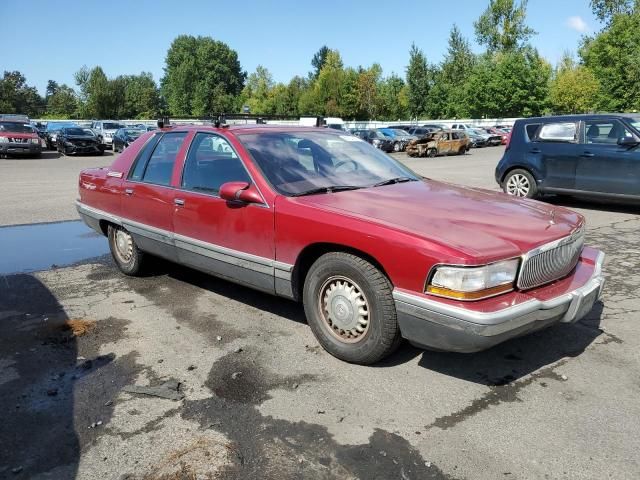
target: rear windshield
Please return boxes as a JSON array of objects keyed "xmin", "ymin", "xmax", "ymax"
[
  {"xmin": 0, "ymin": 122, "xmax": 34, "ymax": 133},
  {"xmin": 104, "ymin": 123, "xmax": 124, "ymax": 130}
]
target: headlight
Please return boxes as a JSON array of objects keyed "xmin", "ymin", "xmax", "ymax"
[
  {"xmin": 31, "ymin": 138, "xmax": 40, "ymax": 144},
  {"xmin": 426, "ymin": 259, "xmax": 520, "ymax": 300},
  {"xmin": 0, "ymin": 136, "xmax": 8, "ymax": 143},
  {"xmin": 372, "ymin": 139, "xmax": 381, "ymax": 145}
]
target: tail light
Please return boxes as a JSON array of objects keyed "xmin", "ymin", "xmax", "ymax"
[{"xmin": 505, "ymin": 132, "xmax": 512, "ymax": 150}]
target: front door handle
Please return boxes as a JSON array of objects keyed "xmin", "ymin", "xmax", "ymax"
[
  {"xmin": 580, "ymin": 152, "xmax": 595, "ymax": 158},
  {"xmin": 174, "ymin": 198, "xmax": 185, "ymax": 206},
  {"xmin": 124, "ymin": 188, "xmax": 133, "ymax": 195}
]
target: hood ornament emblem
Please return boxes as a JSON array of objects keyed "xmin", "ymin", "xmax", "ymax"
[{"xmin": 548, "ymin": 209, "xmax": 556, "ymax": 225}]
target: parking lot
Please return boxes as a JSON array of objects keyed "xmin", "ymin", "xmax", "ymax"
[{"xmin": 1, "ymin": 147, "xmax": 639, "ymax": 479}]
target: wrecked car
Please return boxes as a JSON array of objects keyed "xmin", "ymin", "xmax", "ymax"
[
  {"xmin": 406, "ymin": 130, "xmax": 469, "ymax": 157},
  {"xmin": 77, "ymin": 125, "xmax": 605, "ymax": 364}
]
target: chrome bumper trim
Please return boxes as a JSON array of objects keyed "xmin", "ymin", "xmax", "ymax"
[{"xmin": 393, "ymin": 251, "xmax": 605, "ymax": 338}]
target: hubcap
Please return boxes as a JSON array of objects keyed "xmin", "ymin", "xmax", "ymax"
[
  {"xmin": 318, "ymin": 276, "xmax": 370, "ymax": 343},
  {"xmin": 114, "ymin": 229, "xmax": 133, "ymax": 262},
  {"xmin": 506, "ymin": 174, "xmax": 530, "ymax": 197}
]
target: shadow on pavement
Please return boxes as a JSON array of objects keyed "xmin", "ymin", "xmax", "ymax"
[
  {"xmin": 0, "ymin": 274, "xmax": 80, "ymax": 478},
  {"xmin": 543, "ymin": 195, "xmax": 640, "ymax": 214}
]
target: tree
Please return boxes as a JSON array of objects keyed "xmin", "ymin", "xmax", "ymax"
[
  {"xmin": 241, "ymin": 65, "xmax": 274, "ymax": 114},
  {"xmin": 590, "ymin": 0, "xmax": 638, "ymax": 24},
  {"xmin": 161, "ymin": 35, "xmax": 245, "ymax": 117},
  {"xmin": 46, "ymin": 80, "xmax": 60, "ymax": 99},
  {"xmin": 314, "ymin": 50, "xmax": 346, "ymax": 116},
  {"xmin": 0, "ymin": 71, "xmax": 44, "ymax": 116},
  {"xmin": 465, "ymin": 48, "xmax": 551, "ymax": 118},
  {"xmin": 122, "ymin": 73, "xmax": 161, "ymax": 119},
  {"xmin": 378, "ymin": 74, "xmax": 408, "ymax": 121},
  {"xmin": 474, "ymin": 0, "xmax": 536, "ymax": 52},
  {"xmin": 406, "ymin": 44, "xmax": 432, "ymax": 119},
  {"xmin": 356, "ymin": 64, "xmax": 382, "ymax": 119},
  {"xmin": 46, "ymin": 84, "xmax": 78, "ymax": 117},
  {"xmin": 580, "ymin": 8, "xmax": 640, "ymax": 111},
  {"xmin": 311, "ymin": 46, "xmax": 331, "ymax": 79},
  {"xmin": 549, "ymin": 55, "xmax": 600, "ymax": 113}
]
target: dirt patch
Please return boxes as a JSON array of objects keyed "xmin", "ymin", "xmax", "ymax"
[{"xmin": 63, "ymin": 318, "xmax": 96, "ymax": 336}]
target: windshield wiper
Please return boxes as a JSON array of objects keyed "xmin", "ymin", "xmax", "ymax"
[
  {"xmin": 372, "ymin": 177, "xmax": 416, "ymax": 187},
  {"xmin": 290, "ymin": 185, "xmax": 362, "ymax": 197}
]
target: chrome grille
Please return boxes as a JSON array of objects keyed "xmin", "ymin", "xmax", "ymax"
[
  {"xmin": 9, "ymin": 138, "xmax": 28, "ymax": 143},
  {"xmin": 517, "ymin": 227, "xmax": 585, "ymax": 290}
]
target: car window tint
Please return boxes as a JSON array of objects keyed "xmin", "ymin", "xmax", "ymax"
[
  {"xmin": 584, "ymin": 120, "xmax": 632, "ymax": 144},
  {"xmin": 525, "ymin": 123, "xmax": 541, "ymax": 140},
  {"xmin": 536, "ymin": 122, "xmax": 577, "ymax": 142},
  {"xmin": 129, "ymin": 134, "xmax": 161, "ymax": 181},
  {"xmin": 182, "ymin": 133, "xmax": 250, "ymax": 194},
  {"xmin": 140, "ymin": 132, "xmax": 187, "ymax": 186}
]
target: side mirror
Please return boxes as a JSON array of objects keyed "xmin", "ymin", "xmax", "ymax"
[
  {"xmin": 618, "ymin": 136, "xmax": 639, "ymax": 146},
  {"xmin": 219, "ymin": 182, "xmax": 262, "ymax": 204}
]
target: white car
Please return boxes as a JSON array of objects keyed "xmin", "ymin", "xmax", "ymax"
[{"xmin": 90, "ymin": 120, "xmax": 126, "ymax": 148}]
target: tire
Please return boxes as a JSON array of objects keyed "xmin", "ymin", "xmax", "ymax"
[
  {"xmin": 108, "ymin": 225, "xmax": 146, "ymax": 276},
  {"xmin": 426, "ymin": 148, "xmax": 437, "ymax": 158},
  {"xmin": 302, "ymin": 252, "xmax": 401, "ymax": 364},
  {"xmin": 393, "ymin": 142, "xmax": 401, "ymax": 152},
  {"xmin": 457, "ymin": 146, "xmax": 465, "ymax": 155},
  {"xmin": 113, "ymin": 142, "xmax": 119, "ymax": 153},
  {"xmin": 502, "ymin": 169, "xmax": 538, "ymax": 199}
]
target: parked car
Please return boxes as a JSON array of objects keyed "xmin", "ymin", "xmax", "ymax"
[
  {"xmin": 407, "ymin": 127, "xmax": 438, "ymax": 138},
  {"xmin": 466, "ymin": 130, "xmax": 488, "ymax": 148},
  {"xmin": 496, "ymin": 114, "xmax": 640, "ymax": 200},
  {"xmin": 452, "ymin": 124, "xmax": 502, "ymax": 146},
  {"xmin": 406, "ymin": 130, "xmax": 469, "ymax": 157},
  {"xmin": 483, "ymin": 127, "xmax": 510, "ymax": 145},
  {"xmin": 421, "ymin": 124, "xmax": 446, "ymax": 131},
  {"xmin": 77, "ymin": 125, "xmax": 604, "ymax": 364},
  {"xmin": 113, "ymin": 128, "xmax": 145, "ymax": 153},
  {"xmin": 351, "ymin": 129, "xmax": 394, "ymax": 152},
  {"xmin": 90, "ymin": 120, "xmax": 126, "ymax": 149},
  {"xmin": 44, "ymin": 122, "xmax": 77, "ymax": 150},
  {"xmin": 0, "ymin": 120, "xmax": 42, "ymax": 157},
  {"xmin": 57, "ymin": 126, "xmax": 105, "ymax": 156},
  {"xmin": 378, "ymin": 128, "xmax": 416, "ymax": 152}
]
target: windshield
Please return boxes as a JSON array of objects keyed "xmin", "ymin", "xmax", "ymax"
[
  {"xmin": 104, "ymin": 123, "xmax": 123, "ymax": 130},
  {"xmin": 471, "ymin": 129, "xmax": 486, "ymax": 135},
  {"xmin": 379, "ymin": 129, "xmax": 396, "ymax": 138},
  {"xmin": 64, "ymin": 128, "xmax": 88, "ymax": 136},
  {"xmin": 83, "ymin": 129, "xmax": 96, "ymax": 136},
  {"xmin": 237, "ymin": 131, "xmax": 418, "ymax": 196},
  {"xmin": 0, "ymin": 122, "xmax": 34, "ymax": 134},
  {"xmin": 629, "ymin": 118, "xmax": 640, "ymax": 132},
  {"xmin": 47, "ymin": 122, "xmax": 75, "ymax": 132},
  {"xmin": 125, "ymin": 129, "xmax": 142, "ymax": 137}
]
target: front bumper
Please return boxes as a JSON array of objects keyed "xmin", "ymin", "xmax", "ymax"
[
  {"xmin": 0, "ymin": 143, "xmax": 42, "ymax": 156},
  {"xmin": 394, "ymin": 249, "xmax": 605, "ymax": 353},
  {"xmin": 61, "ymin": 143, "xmax": 104, "ymax": 155}
]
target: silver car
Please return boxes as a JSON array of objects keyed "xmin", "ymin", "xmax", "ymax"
[{"xmin": 90, "ymin": 120, "xmax": 126, "ymax": 148}]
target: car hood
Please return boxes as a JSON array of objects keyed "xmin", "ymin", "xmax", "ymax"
[
  {"xmin": 66, "ymin": 135, "xmax": 97, "ymax": 141},
  {"xmin": 292, "ymin": 180, "xmax": 583, "ymax": 263},
  {"xmin": 4, "ymin": 132, "xmax": 38, "ymax": 139}
]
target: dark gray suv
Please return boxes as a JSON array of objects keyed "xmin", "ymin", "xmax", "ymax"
[{"xmin": 495, "ymin": 114, "xmax": 640, "ymax": 200}]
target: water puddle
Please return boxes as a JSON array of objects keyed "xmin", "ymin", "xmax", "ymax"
[{"xmin": 0, "ymin": 220, "xmax": 109, "ymax": 275}]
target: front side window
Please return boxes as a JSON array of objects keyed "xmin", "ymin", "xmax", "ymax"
[
  {"xmin": 181, "ymin": 133, "xmax": 250, "ymax": 195},
  {"xmin": 584, "ymin": 120, "xmax": 633, "ymax": 144},
  {"xmin": 137, "ymin": 132, "xmax": 188, "ymax": 186},
  {"xmin": 536, "ymin": 122, "xmax": 577, "ymax": 143},
  {"xmin": 237, "ymin": 131, "xmax": 418, "ymax": 196}
]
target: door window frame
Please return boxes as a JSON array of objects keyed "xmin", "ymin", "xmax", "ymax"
[{"xmin": 126, "ymin": 131, "xmax": 189, "ymax": 187}]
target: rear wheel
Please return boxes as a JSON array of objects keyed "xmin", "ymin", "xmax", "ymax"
[
  {"xmin": 108, "ymin": 225, "xmax": 146, "ymax": 275},
  {"xmin": 503, "ymin": 169, "xmax": 538, "ymax": 198},
  {"xmin": 427, "ymin": 148, "xmax": 437, "ymax": 158},
  {"xmin": 303, "ymin": 252, "xmax": 401, "ymax": 364}
]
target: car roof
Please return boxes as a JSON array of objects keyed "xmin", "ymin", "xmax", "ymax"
[
  {"xmin": 520, "ymin": 113, "xmax": 639, "ymax": 123},
  {"xmin": 160, "ymin": 124, "xmax": 347, "ymax": 136}
]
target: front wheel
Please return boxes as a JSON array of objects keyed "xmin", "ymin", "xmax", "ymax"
[
  {"xmin": 503, "ymin": 169, "xmax": 538, "ymax": 198},
  {"xmin": 393, "ymin": 142, "xmax": 401, "ymax": 152},
  {"xmin": 108, "ymin": 225, "xmax": 146, "ymax": 275},
  {"xmin": 303, "ymin": 252, "xmax": 401, "ymax": 364},
  {"xmin": 426, "ymin": 148, "xmax": 437, "ymax": 158}
]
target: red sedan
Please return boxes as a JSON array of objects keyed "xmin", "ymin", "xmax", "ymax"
[{"xmin": 77, "ymin": 125, "xmax": 604, "ymax": 364}]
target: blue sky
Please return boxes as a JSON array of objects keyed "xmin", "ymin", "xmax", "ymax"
[{"xmin": 3, "ymin": 0, "xmax": 600, "ymax": 95}]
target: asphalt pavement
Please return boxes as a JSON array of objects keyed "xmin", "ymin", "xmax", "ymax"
[{"xmin": 0, "ymin": 146, "xmax": 639, "ymax": 479}]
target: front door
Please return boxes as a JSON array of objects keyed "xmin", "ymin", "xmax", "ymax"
[
  {"xmin": 120, "ymin": 131, "xmax": 190, "ymax": 261},
  {"xmin": 172, "ymin": 132, "xmax": 276, "ymax": 293},
  {"xmin": 576, "ymin": 119, "xmax": 640, "ymax": 196}
]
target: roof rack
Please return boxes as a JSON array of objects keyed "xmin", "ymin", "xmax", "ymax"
[{"xmin": 158, "ymin": 113, "xmax": 324, "ymax": 128}]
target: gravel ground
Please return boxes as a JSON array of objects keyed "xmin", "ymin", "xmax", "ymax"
[{"xmin": 0, "ymin": 146, "xmax": 639, "ymax": 479}]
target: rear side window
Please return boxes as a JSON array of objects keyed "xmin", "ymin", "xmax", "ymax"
[
  {"xmin": 525, "ymin": 123, "xmax": 541, "ymax": 140},
  {"xmin": 141, "ymin": 132, "xmax": 188, "ymax": 186},
  {"xmin": 129, "ymin": 134, "xmax": 161, "ymax": 181},
  {"xmin": 536, "ymin": 122, "xmax": 577, "ymax": 143}
]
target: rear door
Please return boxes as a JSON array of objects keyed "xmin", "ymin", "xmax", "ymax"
[
  {"xmin": 532, "ymin": 121, "xmax": 580, "ymax": 191},
  {"xmin": 438, "ymin": 132, "xmax": 452, "ymax": 154},
  {"xmin": 120, "ymin": 131, "xmax": 190, "ymax": 261},
  {"xmin": 576, "ymin": 118, "xmax": 640, "ymax": 196}
]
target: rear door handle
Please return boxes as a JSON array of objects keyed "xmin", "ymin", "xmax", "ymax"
[
  {"xmin": 580, "ymin": 152, "xmax": 595, "ymax": 158},
  {"xmin": 529, "ymin": 148, "xmax": 541, "ymax": 154},
  {"xmin": 174, "ymin": 198, "xmax": 185, "ymax": 206},
  {"xmin": 124, "ymin": 188, "xmax": 133, "ymax": 195}
]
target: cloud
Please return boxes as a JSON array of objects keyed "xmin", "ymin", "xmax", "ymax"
[{"xmin": 566, "ymin": 16, "xmax": 589, "ymax": 33}]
